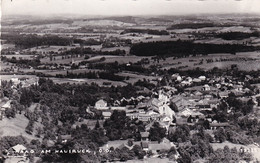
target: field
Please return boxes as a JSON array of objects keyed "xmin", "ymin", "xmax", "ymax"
[
  {"xmin": 0, "ymin": 114, "xmax": 36, "ymax": 141},
  {"xmin": 156, "ymin": 51, "xmax": 260, "ymax": 71},
  {"xmin": 50, "ymin": 77, "xmax": 127, "ymax": 86},
  {"xmin": 0, "ymin": 74, "xmax": 37, "ymax": 80},
  {"xmin": 117, "ymin": 72, "xmax": 157, "ymax": 84}
]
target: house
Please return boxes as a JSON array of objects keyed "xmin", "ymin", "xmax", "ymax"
[
  {"xmin": 110, "ymin": 106, "xmax": 126, "ymax": 111},
  {"xmin": 187, "ymin": 95, "xmax": 201, "ymax": 102},
  {"xmin": 147, "ymin": 110, "xmax": 161, "ymax": 120},
  {"xmin": 181, "ymin": 80, "xmax": 191, "ymax": 86},
  {"xmin": 208, "ymin": 99, "xmax": 219, "ymax": 108},
  {"xmin": 193, "ymin": 78, "xmax": 202, "ymax": 83},
  {"xmin": 245, "ymin": 75, "xmax": 253, "ymax": 81},
  {"xmin": 234, "ymin": 85, "xmax": 243, "ymax": 91},
  {"xmin": 11, "ymin": 76, "xmax": 20, "ymax": 85},
  {"xmin": 60, "ymin": 135, "xmax": 72, "ymax": 143},
  {"xmin": 0, "ymin": 100, "xmax": 11, "ymax": 120},
  {"xmin": 202, "ymin": 84, "xmax": 210, "ymax": 91},
  {"xmin": 204, "ymin": 94, "xmax": 213, "ymax": 100},
  {"xmin": 194, "ymin": 91, "xmax": 203, "ymax": 96},
  {"xmin": 147, "ymin": 98, "xmax": 160, "ymax": 109},
  {"xmin": 172, "ymin": 74, "xmax": 182, "ymax": 82},
  {"xmin": 215, "ymin": 83, "xmax": 221, "ymax": 89},
  {"xmin": 196, "ymin": 104, "xmax": 212, "ymax": 111},
  {"xmin": 138, "ymin": 113, "xmax": 151, "ymax": 122},
  {"xmin": 95, "ymin": 99, "xmax": 108, "ymax": 110},
  {"xmin": 209, "ymin": 122, "xmax": 230, "ymax": 130},
  {"xmin": 140, "ymin": 132, "xmax": 149, "ymax": 141},
  {"xmin": 8, "ymin": 144, "xmax": 27, "ymax": 157},
  {"xmin": 199, "ymin": 76, "xmax": 206, "ymax": 81},
  {"xmin": 141, "ymin": 141, "xmax": 149, "ymax": 151},
  {"xmin": 102, "ymin": 111, "xmax": 112, "ymax": 119},
  {"xmin": 219, "ymin": 91, "xmax": 229, "ymax": 98},
  {"xmin": 162, "ymin": 86, "xmax": 178, "ymax": 95},
  {"xmin": 22, "ymin": 77, "xmax": 39, "ymax": 88},
  {"xmin": 186, "ymin": 77, "xmax": 193, "ymax": 83},
  {"xmin": 136, "ymin": 95, "xmax": 145, "ymax": 101}
]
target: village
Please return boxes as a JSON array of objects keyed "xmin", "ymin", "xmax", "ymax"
[
  {"xmin": 1, "ymin": 67, "xmax": 260, "ymax": 162},
  {"xmin": 1, "ymin": 10, "xmax": 260, "ymax": 162}
]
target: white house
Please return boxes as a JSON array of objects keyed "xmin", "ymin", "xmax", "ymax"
[
  {"xmin": 202, "ymin": 84, "xmax": 210, "ymax": 91},
  {"xmin": 199, "ymin": 76, "xmax": 206, "ymax": 81},
  {"xmin": 95, "ymin": 99, "xmax": 108, "ymax": 110}
]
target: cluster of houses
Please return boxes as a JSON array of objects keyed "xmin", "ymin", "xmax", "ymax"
[
  {"xmin": 90, "ymin": 73, "xmax": 260, "ymax": 136},
  {"xmin": 92, "ymin": 73, "xmax": 260, "ymax": 156},
  {"xmin": 0, "ymin": 76, "xmax": 39, "ymax": 120}
]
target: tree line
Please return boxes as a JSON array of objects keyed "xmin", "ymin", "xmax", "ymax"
[{"xmin": 130, "ymin": 40, "xmax": 259, "ymax": 57}]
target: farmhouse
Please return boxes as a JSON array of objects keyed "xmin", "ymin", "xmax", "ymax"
[
  {"xmin": 95, "ymin": 99, "xmax": 108, "ymax": 110},
  {"xmin": 8, "ymin": 144, "xmax": 28, "ymax": 157},
  {"xmin": 209, "ymin": 122, "xmax": 230, "ymax": 130},
  {"xmin": 140, "ymin": 131, "xmax": 149, "ymax": 141},
  {"xmin": 60, "ymin": 135, "xmax": 72, "ymax": 143},
  {"xmin": 102, "ymin": 111, "xmax": 112, "ymax": 119}
]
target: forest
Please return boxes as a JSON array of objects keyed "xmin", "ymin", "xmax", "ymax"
[
  {"xmin": 216, "ymin": 31, "xmax": 260, "ymax": 40},
  {"xmin": 130, "ymin": 40, "xmax": 259, "ymax": 57}
]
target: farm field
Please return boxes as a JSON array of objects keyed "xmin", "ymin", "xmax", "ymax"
[
  {"xmin": 50, "ymin": 77, "xmax": 127, "ymax": 86},
  {"xmin": 156, "ymin": 51, "xmax": 260, "ymax": 71},
  {"xmin": 3, "ymin": 54, "xmax": 35, "ymax": 59},
  {"xmin": 0, "ymin": 74, "xmax": 37, "ymax": 80},
  {"xmin": 86, "ymin": 55, "xmax": 149, "ymax": 64},
  {"xmin": 117, "ymin": 72, "xmax": 158, "ymax": 84}
]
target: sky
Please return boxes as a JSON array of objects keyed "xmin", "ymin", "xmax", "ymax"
[{"xmin": 1, "ymin": 0, "xmax": 260, "ymax": 16}]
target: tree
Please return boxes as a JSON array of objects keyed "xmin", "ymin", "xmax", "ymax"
[
  {"xmin": 127, "ymin": 139, "xmax": 133, "ymax": 147},
  {"xmin": 214, "ymin": 128, "xmax": 226, "ymax": 143},
  {"xmin": 168, "ymin": 125, "xmax": 190, "ymax": 142},
  {"xmin": 5, "ymin": 107, "xmax": 16, "ymax": 118},
  {"xmin": 25, "ymin": 120, "xmax": 34, "ymax": 135},
  {"xmin": 177, "ymin": 146, "xmax": 192, "ymax": 163},
  {"xmin": 168, "ymin": 146, "xmax": 177, "ymax": 160},
  {"xmin": 149, "ymin": 122, "xmax": 166, "ymax": 142},
  {"xmin": 132, "ymin": 145, "xmax": 145, "ymax": 159},
  {"xmin": 95, "ymin": 120, "xmax": 100, "ymax": 129},
  {"xmin": 169, "ymin": 102, "xmax": 178, "ymax": 112}
]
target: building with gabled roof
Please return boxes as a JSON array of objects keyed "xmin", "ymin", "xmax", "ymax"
[
  {"xmin": 0, "ymin": 100, "xmax": 12, "ymax": 120},
  {"xmin": 95, "ymin": 99, "xmax": 108, "ymax": 110}
]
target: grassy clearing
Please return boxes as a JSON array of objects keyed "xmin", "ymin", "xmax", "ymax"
[{"xmin": 0, "ymin": 114, "xmax": 37, "ymax": 141}]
